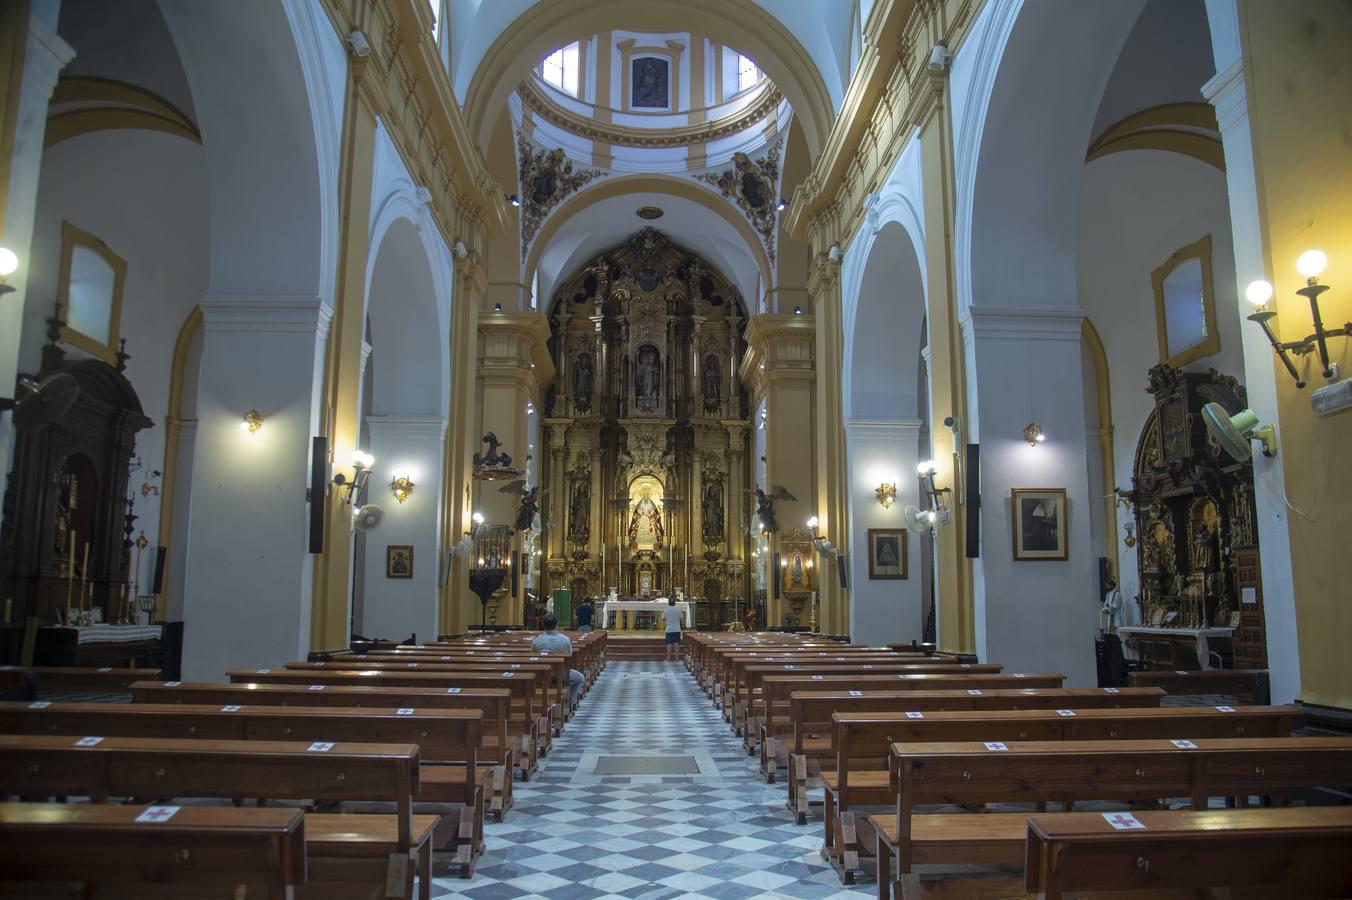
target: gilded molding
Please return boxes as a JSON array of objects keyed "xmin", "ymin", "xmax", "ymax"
[
  {"xmin": 518, "ymin": 133, "xmax": 607, "ymax": 257},
  {"xmin": 518, "ymin": 76, "xmax": 785, "ymax": 149},
  {"xmin": 692, "ymin": 139, "xmax": 782, "ymax": 263}
]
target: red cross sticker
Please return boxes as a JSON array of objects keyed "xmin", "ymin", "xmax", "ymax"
[
  {"xmin": 135, "ymin": 806, "xmax": 181, "ymax": 823},
  {"xmin": 1103, "ymin": 812, "xmax": 1146, "ymax": 830}
]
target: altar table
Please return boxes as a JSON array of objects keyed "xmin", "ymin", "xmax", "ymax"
[
  {"xmin": 1116, "ymin": 625, "xmax": 1234, "ymax": 670},
  {"xmin": 602, "ymin": 600, "xmax": 693, "ymax": 630}
]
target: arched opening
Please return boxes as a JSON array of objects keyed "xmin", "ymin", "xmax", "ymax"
[{"xmin": 844, "ymin": 221, "xmax": 928, "ymax": 646}]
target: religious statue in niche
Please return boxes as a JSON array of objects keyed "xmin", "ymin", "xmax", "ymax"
[
  {"xmin": 574, "ymin": 352, "xmax": 594, "ymax": 412},
  {"xmin": 635, "ymin": 345, "xmax": 661, "ymax": 411},
  {"xmin": 631, "ymin": 57, "xmax": 669, "ymax": 109},
  {"xmin": 701, "ymin": 353, "xmax": 721, "ymax": 412},
  {"xmin": 627, "ymin": 491, "xmax": 665, "ymax": 547},
  {"xmin": 702, "ymin": 480, "xmax": 724, "ymax": 543},
  {"xmin": 569, "ymin": 478, "xmax": 591, "ymax": 543}
]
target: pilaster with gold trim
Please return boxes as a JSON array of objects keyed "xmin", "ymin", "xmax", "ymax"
[{"xmin": 805, "ymin": 255, "xmax": 849, "ymax": 636}]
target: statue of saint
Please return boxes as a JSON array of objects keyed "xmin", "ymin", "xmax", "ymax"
[
  {"xmin": 701, "ymin": 353, "xmax": 721, "ymax": 410},
  {"xmin": 1192, "ymin": 521, "xmax": 1215, "ymax": 572},
  {"xmin": 635, "ymin": 346, "xmax": 660, "ymax": 410},
  {"xmin": 627, "ymin": 492, "xmax": 665, "ymax": 547},
  {"xmin": 702, "ymin": 480, "xmax": 723, "ymax": 541},
  {"xmin": 569, "ymin": 479, "xmax": 590, "ymax": 542},
  {"xmin": 573, "ymin": 353, "xmax": 594, "ymax": 410}
]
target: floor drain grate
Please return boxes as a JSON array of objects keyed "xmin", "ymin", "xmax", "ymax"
[{"xmin": 593, "ymin": 755, "xmax": 699, "ymax": 775}]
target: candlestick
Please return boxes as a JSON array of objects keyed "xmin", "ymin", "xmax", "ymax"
[{"xmin": 80, "ymin": 542, "xmax": 90, "ymax": 611}]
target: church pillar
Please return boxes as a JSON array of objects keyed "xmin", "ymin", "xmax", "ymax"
[
  {"xmin": 742, "ymin": 315, "xmax": 816, "ymax": 629},
  {"xmin": 915, "ymin": 68, "xmax": 975, "ymax": 655},
  {"xmin": 181, "ymin": 298, "xmax": 331, "ymax": 680},
  {"xmin": 441, "ymin": 255, "xmax": 483, "ymax": 636},
  {"xmin": 310, "ymin": 45, "xmax": 378, "ymax": 652},
  {"xmin": 361, "ymin": 415, "xmax": 446, "ymax": 642},
  {"xmin": 806, "ymin": 256, "xmax": 849, "ymax": 635},
  {"xmin": 725, "ymin": 421, "xmax": 749, "ymax": 602},
  {"xmin": 0, "ymin": 8, "xmax": 73, "ymax": 518},
  {"xmin": 476, "ymin": 312, "xmax": 549, "ymax": 624}
]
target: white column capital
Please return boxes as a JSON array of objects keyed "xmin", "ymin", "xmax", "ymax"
[
  {"xmin": 364, "ymin": 415, "xmax": 448, "ymax": 439},
  {"xmin": 961, "ymin": 305, "xmax": 1085, "ymax": 343},
  {"xmin": 200, "ymin": 296, "xmax": 334, "ymax": 337}
]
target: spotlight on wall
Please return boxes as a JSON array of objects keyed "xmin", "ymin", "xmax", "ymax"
[
  {"xmin": 472, "ymin": 511, "xmax": 484, "ymax": 525},
  {"xmin": 390, "ymin": 474, "xmax": 415, "ymax": 504},
  {"xmin": 776, "ymin": 198, "xmax": 788, "ymax": 212},
  {"xmin": 332, "ymin": 450, "xmax": 375, "ymax": 504},
  {"xmin": 793, "ymin": 306, "xmax": 803, "ymax": 315},
  {"xmin": 1245, "ymin": 250, "xmax": 1351, "ymax": 388},
  {"xmin": 507, "ymin": 194, "xmax": 521, "ymax": 207},
  {"xmin": 493, "ymin": 303, "xmax": 503, "ymax": 311},
  {"xmin": 910, "ymin": 460, "xmax": 952, "ymax": 530},
  {"xmin": 875, "ymin": 482, "xmax": 896, "ymax": 509},
  {"xmin": 240, "ymin": 410, "xmax": 264, "ymax": 434},
  {"xmin": 1023, "ymin": 422, "xmax": 1045, "ymax": 446},
  {"xmin": 0, "ymin": 247, "xmax": 17, "ymax": 296},
  {"xmin": 806, "ymin": 516, "xmax": 837, "ymax": 556}
]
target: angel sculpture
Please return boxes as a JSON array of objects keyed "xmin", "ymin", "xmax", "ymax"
[
  {"xmin": 473, "ymin": 432, "xmax": 513, "ymax": 468},
  {"xmin": 746, "ymin": 484, "xmax": 797, "ymax": 533},
  {"xmin": 499, "ymin": 480, "xmax": 549, "ymax": 533}
]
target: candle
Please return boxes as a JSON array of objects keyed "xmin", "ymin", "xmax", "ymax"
[
  {"xmin": 68, "ymin": 530, "xmax": 76, "ymax": 577},
  {"xmin": 80, "ymin": 543, "xmax": 90, "ymax": 610}
]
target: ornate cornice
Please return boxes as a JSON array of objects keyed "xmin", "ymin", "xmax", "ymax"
[
  {"xmin": 783, "ymin": 0, "xmax": 978, "ymax": 253},
  {"xmin": 693, "ymin": 139, "xmax": 782, "ymax": 263},
  {"xmin": 519, "ymin": 76, "xmax": 785, "ymax": 149},
  {"xmin": 518, "ymin": 134, "xmax": 606, "ymax": 258}
]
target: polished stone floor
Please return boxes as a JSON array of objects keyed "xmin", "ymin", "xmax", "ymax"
[{"xmin": 432, "ymin": 660, "xmax": 873, "ymax": 899}]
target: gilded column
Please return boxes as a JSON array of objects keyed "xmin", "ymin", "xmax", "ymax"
[{"xmin": 806, "ymin": 254, "xmax": 849, "ymax": 636}]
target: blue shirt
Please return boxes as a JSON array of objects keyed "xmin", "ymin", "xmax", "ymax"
[
  {"xmin": 575, "ymin": 604, "xmax": 593, "ymax": 627},
  {"xmin": 532, "ymin": 631, "xmax": 573, "ymax": 655}
]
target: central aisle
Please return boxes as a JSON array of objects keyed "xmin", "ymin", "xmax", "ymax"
[{"xmin": 434, "ymin": 660, "xmax": 873, "ymax": 899}]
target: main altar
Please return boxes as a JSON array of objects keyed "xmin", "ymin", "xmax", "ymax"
[
  {"xmin": 602, "ymin": 599, "xmax": 694, "ymax": 630},
  {"xmin": 538, "ymin": 228, "xmax": 752, "ymax": 623}
]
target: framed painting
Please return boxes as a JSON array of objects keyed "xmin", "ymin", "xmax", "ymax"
[
  {"xmin": 1011, "ymin": 488, "xmax": 1068, "ymax": 561},
  {"xmin": 867, "ymin": 528, "xmax": 907, "ymax": 580},
  {"xmin": 386, "ymin": 544, "xmax": 414, "ymax": 579}
]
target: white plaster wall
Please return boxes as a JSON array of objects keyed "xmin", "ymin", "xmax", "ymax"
[
  {"xmin": 21, "ymin": 130, "xmax": 210, "ymax": 600},
  {"xmin": 1076, "ymin": 150, "xmax": 1246, "ymax": 624}
]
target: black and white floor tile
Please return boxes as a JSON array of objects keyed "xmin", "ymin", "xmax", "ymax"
[{"xmin": 431, "ymin": 660, "xmax": 872, "ymax": 899}]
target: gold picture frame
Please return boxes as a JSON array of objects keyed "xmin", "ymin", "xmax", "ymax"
[
  {"xmin": 56, "ymin": 221, "xmax": 128, "ymax": 364},
  {"xmin": 1011, "ymin": 488, "xmax": 1068, "ymax": 561},
  {"xmin": 867, "ymin": 528, "xmax": 907, "ymax": 580},
  {"xmin": 386, "ymin": 545, "xmax": 413, "ymax": 579},
  {"xmin": 1151, "ymin": 234, "xmax": 1219, "ymax": 368}
]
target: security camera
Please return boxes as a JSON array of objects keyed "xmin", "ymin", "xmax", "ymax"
[
  {"xmin": 346, "ymin": 30, "xmax": 371, "ymax": 58},
  {"xmin": 451, "ymin": 241, "xmax": 468, "ymax": 259},
  {"xmin": 928, "ymin": 45, "xmax": 951, "ymax": 72},
  {"xmin": 827, "ymin": 244, "xmax": 842, "ymax": 263}
]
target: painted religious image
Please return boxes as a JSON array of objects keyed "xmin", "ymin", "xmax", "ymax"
[
  {"xmin": 635, "ymin": 345, "xmax": 661, "ymax": 411},
  {"xmin": 631, "ymin": 56, "xmax": 669, "ymax": 109},
  {"xmin": 1011, "ymin": 488, "xmax": 1068, "ymax": 561},
  {"xmin": 627, "ymin": 491, "xmax": 665, "ymax": 548},
  {"xmin": 386, "ymin": 545, "xmax": 413, "ymax": 578},
  {"xmin": 867, "ymin": 528, "xmax": 907, "ymax": 580}
]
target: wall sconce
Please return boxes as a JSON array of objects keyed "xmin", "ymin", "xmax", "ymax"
[
  {"xmin": 905, "ymin": 460, "xmax": 952, "ymax": 531},
  {"xmin": 1023, "ymin": 422, "xmax": 1045, "ymax": 446},
  {"xmin": 332, "ymin": 450, "xmax": 374, "ymax": 504},
  {"xmin": 0, "ymin": 247, "xmax": 17, "ymax": 297},
  {"xmin": 1246, "ymin": 249, "xmax": 1351, "ymax": 389},
  {"xmin": 239, "ymin": 410, "xmax": 264, "ymax": 434},
  {"xmin": 1123, "ymin": 521, "xmax": 1136, "ymax": 549},
  {"xmin": 875, "ymin": 482, "xmax": 897, "ymax": 508},
  {"xmin": 390, "ymin": 474, "xmax": 415, "ymax": 504}
]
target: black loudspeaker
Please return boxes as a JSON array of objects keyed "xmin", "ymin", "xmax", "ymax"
[
  {"xmin": 439, "ymin": 551, "xmax": 453, "ymax": 588},
  {"xmin": 160, "ymin": 621, "xmax": 185, "ymax": 682},
  {"xmin": 308, "ymin": 437, "xmax": 327, "ymax": 554},
  {"xmin": 511, "ymin": 551, "xmax": 519, "ymax": 598},
  {"xmin": 151, "ymin": 547, "xmax": 167, "ymax": 594},
  {"xmin": 772, "ymin": 553, "xmax": 781, "ymax": 599},
  {"xmin": 836, "ymin": 553, "xmax": 849, "ymax": 590},
  {"xmin": 964, "ymin": 443, "xmax": 981, "ymax": 558}
]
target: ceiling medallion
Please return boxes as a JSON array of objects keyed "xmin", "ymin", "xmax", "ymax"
[{"xmin": 636, "ymin": 206, "xmax": 664, "ymax": 220}]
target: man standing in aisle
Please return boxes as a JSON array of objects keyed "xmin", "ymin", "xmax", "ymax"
[{"xmin": 663, "ymin": 597, "xmax": 683, "ymax": 662}]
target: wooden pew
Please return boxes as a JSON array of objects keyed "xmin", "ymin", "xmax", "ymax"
[
  {"xmin": 226, "ymin": 668, "xmax": 545, "ymax": 779},
  {"xmin": 132, "ymin": 681, "xmax": 517, "ymax": 820},
  {"xmin": 821, "ymin": 705, "xmax": 1303, "ymax": 879},
  {"xmin": 743, "ymin": 671, "xmax": 1064, "ymax": 750},
  {"xmin": 0, "ymin": 700, "xmax": 487, "ymax": 874},
  {"xmin": 0, "ymin": 802, "xmax": 306, "ymax": 899},
  {"xmin": 0, "ymin": 734, "xmax": 440, "ymax": 900},
  {"xmin": 0, "ymin": 665, "xmax": 162, "ymax": 694},
  {"xmin": 1128, "ymin": 669, "xmax": 1270, "ymax": 704},
  {"xmin": 1024, "ymin": 807, "xmax": 1352, "ymax": 900},
  {"xmin": 867, "ymin": 736, "xmax": 1352, "ymax": 899}
]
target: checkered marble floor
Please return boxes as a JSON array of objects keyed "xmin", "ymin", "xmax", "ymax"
[{"xmin": 432, "ymin": 660, "xmax": 872, "ymax": 899}]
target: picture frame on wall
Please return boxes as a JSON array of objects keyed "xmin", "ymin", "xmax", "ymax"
[
  {"xmin": 386, "ymin": 545, "xmax": 414, "ymax": 579},
  {"xmin": 867, "ymin": 528, "xmax": 907, "ymax": 579},
  {"xmin": 1011, "ymin": 488, "xmax": 1068, "ymax": 561}
]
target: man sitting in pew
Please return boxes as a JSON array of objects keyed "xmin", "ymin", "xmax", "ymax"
[{"xmin": 531, "ymin": 614, "xmax": 584, "ymax": 706}]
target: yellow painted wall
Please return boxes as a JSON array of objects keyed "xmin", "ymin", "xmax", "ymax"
[{"xmin": 1242, "ymin": 0, "xmax": 1352, "ymax": 710}]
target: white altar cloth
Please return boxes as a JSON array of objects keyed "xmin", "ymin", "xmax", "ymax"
[
  {"xmin": 49, "ymin": 624, "xmax": 163, "ymax": 645},
  {"xmin": 1115, "ymin": 626, "xmax": 1234, "ymax": 670},
  {"xmin": 603, "ymin": 599, "xmax": 693, "ymax": 629}
]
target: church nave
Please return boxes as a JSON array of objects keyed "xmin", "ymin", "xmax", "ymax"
[{"xmin": 445, "ymin": 660, "xmax": 870, "ymax": 900}]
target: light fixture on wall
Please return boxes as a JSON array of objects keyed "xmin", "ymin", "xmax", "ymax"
[
  {"xmin": 506, "ymin": 194, "xmax": 521, "ymax": 207},
  {"xmin": 776, "ymin": 198, "xmax": 788, "ymax": 212},
  {"xmin": 390, "ymin": 474, "xmax": 415, "ymax": 504},
  {"xmin": 493, "ymin": 303, "xmax": 503, "ymax": 311},
  {"xmin": 905, "ymin": 460, "xmax": 952, "ymax": 531},
  {"xmin": 792, "ymin": 306, "xmax": 803, "ymax": 315},
  {"xmin": 332, "ymin": 450, "xmax": 375, "ymax": 504},
  {"xmin": 805, "ymin": 516, "xmax": 837, "ymax": 556},
  {"xmin": 874, "ymin": 482, "xmax": 896, "ymax": 509},
  {"xmin": 1123, "ymin": 521, "xmax": 1136, "ymax": 549},
  {"xmin": 1023, "ymin": 421, "xmax": 1045, "ymax": 446},
  {"xmin": 239, "ymin": 410, "xmax": 264, "ymax": 434},
  {"xmin": 0, "ymin": 247, "xmax": 18, "ymax": 296},
  {"xmin": 1246, "ymin": 249, "xmax": 1351, "ymax": 388}
]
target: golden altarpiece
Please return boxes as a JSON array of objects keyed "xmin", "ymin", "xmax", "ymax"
[{"xmin": 540, "ymin": 229, "xmax": 751, "ymax": 624}]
